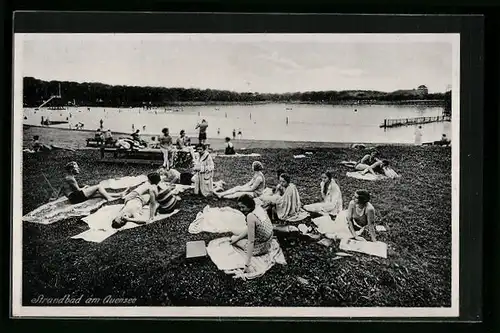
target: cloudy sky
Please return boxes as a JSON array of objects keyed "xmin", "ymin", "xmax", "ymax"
[{"xmin": 19, "ymin": 34, "xmax": 455, "ymax": 93}]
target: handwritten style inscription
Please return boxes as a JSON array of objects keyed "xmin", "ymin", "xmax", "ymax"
[{"xmin": 31, "ymin": 294, "xmax": 137, "ymax": 305}]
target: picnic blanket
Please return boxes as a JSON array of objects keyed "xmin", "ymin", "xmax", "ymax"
[
  {"xmin": 346, "ymin": 171, "xmax": 387, "ymax": 181},
  {"xmin": 188, "ymin": 206, "xmax": 247, "ymax": 235},
  {"xmin": 23, "ymin": 196, "xmax": 107, "ymax": 225},
  {"xmin": 71, "ymin": 204, "xmax": 179, "ymax": 243},
  {"xmin": 215, "ymin": 153, "xmax": 261, "ymax": 158},
  {"xmin": 206, "ymin": 236, "xmax": 286, "ymax": 280}
]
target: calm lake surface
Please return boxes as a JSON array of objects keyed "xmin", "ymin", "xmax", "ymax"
[{"xmin": 23, "ymin": 103, "xmax": 452, "ymax": 144}]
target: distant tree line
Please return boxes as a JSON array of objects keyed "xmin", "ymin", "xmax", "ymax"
[{"xmin": 23, "ymin": 77, "xmax": 448, "ymax": 108}]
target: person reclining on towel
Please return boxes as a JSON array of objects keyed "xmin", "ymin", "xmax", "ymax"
[
  {"xmin": 111, "ymin": 172, "xmax": 168, "ymax": 228},
  {"xmin": 258, "ymin": 173, "xmax": 302, "ymax": 221},
  {"xmin": 303, "ymin": 171, "xmax": 343, "ymax": 216},
  {"xmin": 358, "ymin": 159, "xmax": 390, "ymax": 176},
  {"xmin": 346, "ymin": 190, "xmax": 377, "ymax": 242},
  {"xmin": 62, "ymin": 161, "xmax": 128, "ymax": 204},
  {"xmin": 343, "ymin": 149, "xmax": 381, "ymax": 168},
  {"xmin": 215, "ymin": 161, "xmax": 266, "ymax": 199},
  {"xmin": 224, "ymin": 137, "xmax": 236, "ymax": 155},
  {"xmin": 231, "ymin": 194, "xmax": 274, "ymax": 272}
]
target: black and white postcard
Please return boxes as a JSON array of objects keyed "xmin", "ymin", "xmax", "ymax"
[{"xmin": 12, "ymin": 32, "xmax": 460, "ymax": 318}]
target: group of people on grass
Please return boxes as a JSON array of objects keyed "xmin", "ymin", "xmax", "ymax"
[{"xmin": 57, "ymin": 144, "xmax": 387, "ymax": 273}]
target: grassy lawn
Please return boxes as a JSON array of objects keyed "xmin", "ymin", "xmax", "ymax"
[{"xmin": 21, "ymin": 130, "xmax": 451, "ymax": 307}]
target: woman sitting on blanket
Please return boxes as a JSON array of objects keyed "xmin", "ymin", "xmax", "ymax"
[
  {"xmin": 303, "ymin": 171, "xmax": 343, "ymax": 216},
  {"xmin": 62, "ymin": 161, "xmax": 128, "ymax": 204},
  {"xmin": 231, "ymin": 194, "xmax": 274, "ymax": 272},
  {"xmin": 342, "ymin": 149, "xmax": 381, "ymax": 170},
  {"xmin": 258, "ymin": 173, "xmax": 304, "ymax": 221},
  {"xmin": 112, "ymin": 172, "xmax": 177, "ymax": 228},
  {"xmin": 192, "ymin": 144, "xmax": 214, "ymax": 197},
  {"xmin": 346, "ymin": 190, "xmax": 377, "ymax": 242},
  {"xmin": 215, "ymin": 161, "xmax": 266, "ymax": 199}
]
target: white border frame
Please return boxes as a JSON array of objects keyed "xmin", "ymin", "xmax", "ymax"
[{"xmin": 12, "ymin": 33, "xmax": 460, "ymax": 318}]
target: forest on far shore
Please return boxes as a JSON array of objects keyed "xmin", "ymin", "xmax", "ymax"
[{"xmin": 23, "ymin": 77, "xmax": 451, "ymax": 110}]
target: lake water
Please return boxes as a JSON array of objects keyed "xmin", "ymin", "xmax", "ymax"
[{"xmin": 23, "ymin": 103, "xmax": 452, "ymax": 144}]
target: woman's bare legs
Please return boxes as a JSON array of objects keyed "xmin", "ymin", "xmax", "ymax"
[
  {"xmin": 219, "ymin": 191, "xmax": 254, "ymax": 199},
  {"xmin": 82, "ymin": 185, "xmax": 128, "ymax": 201}
]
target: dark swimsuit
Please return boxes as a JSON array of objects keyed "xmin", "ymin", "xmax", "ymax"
[{"xmin": 68, "ymin": 190, "xmax": 87, "ymax": 204}]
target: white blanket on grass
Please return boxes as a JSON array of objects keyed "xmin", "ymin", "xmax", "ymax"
[
  {"xmin": 23, "ymin": 196, "xmax": 107, "ymax": 225},
  {"xmin": 189, "ymin": 205, "xmax": 247, "ymax": 235},
  {"xmin": 346, "ymin": 171, "xmax": 387, "ymax": 181},
  {"xmin": 71, "ymin": 204, "xmax": 179, "ymax": 243},
  {"xmin": 206, "ymin": 237, "xmax": 286, "ymax": 280},
  {"xmin": 339, "ymin": 238, "xmax": 388, "ymax": 259},
  {"xmin": 215, "ymin": 153, "xmax": 261, "ymax": 158},
  {"xmin": 98, "ymin": 175, "xmax": 148, "ymax": 189},
  {"xmin": 313, "ymin": 211, "xmax": 363, "ymax": 240}
]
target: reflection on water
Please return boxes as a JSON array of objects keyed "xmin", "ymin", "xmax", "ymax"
[{"xmin": 23, "ymin": 103, "xmax": 452, "ymax": 144}]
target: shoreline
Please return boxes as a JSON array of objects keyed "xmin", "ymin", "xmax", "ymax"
[{"xmin": 23, "ymin": 124, "xmax": 415, "ymax": 150}]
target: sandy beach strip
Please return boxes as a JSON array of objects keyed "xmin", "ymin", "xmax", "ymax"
[{"xmin": 23, "ymin": 124, "xmax": 413, "ymax": 151}]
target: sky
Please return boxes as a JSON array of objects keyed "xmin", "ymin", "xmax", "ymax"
[{"xmin": 19, "ymin": 33, "xmax": 456, "ymax": 94}]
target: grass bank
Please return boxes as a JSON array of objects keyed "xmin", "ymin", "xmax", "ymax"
[{"xmin": 21, "ymin": 128, "xmax": 451, "ymax": 307}]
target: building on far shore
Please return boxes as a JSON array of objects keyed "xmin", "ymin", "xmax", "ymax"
[{"xmin": 392, "ymin": 85, "xmax": 429, "ymax": 97}]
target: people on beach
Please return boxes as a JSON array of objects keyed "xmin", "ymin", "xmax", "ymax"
[
  {"xmin": 303, "ymin": 171, "xmax": 343, "ymax": 216},
  {"xmin": 232, "ymin": 129, "xmax": 236, "ymax": 140},
  {"xmin": 24, "ymin": 135, "xmax": 75, "ymax": 153},
  {"xmin": 100, "ymin": 119, "xmax": 103, "ymax": 129},
  {"xmin": 231, "ymin": 194, "xmax": 274, "ymax": 271},
  {"xmin": 215, "ymin": 161, "xmax": 266, "ymax": 199},
  {"xmin": 414, "ymin": 125, "xmax": 423, "ymax": 145},
  {"xmin": 159, "ymin": 128, "xmax": 173, "ymax": 169},
  {"xmin": 342, "ymin": 149, "xmax": 382, "ymax": 171},
  {"xmin": 195, "ymin": 119, "xmax": 209, "ymax": 144},
  {"xmin": 62, "ymin": 161, "xmax": 128, "ymax": 205},
  {"xmin": 434, "ymin": 134, "xmax": 451, "ymax": 146},
  {"xmin": 111, "ymin": 172, "xmax": 163, "ymax": 228},
  {"xmin": 358, "ymin": 159, "xmax": 391, "ymax": 176},
  {"xmin": 237, "ymin": 129, "xmax": 243, "ymax": 139},
  {"xmin": 143, "ymin": 125, "xmax": 146, "ymax": 132},
  {"xmin": 346, "ymin": 190, "xmax": 377, "ymax": 242},
  {"xmin": 217, "ymin": 128, "xmax": 220, "ymax": 136},
  {"xmin": 224, "ymin": 137, "xmax": 236, "ymax": 155},
  {"xmin": 192, "ymin": 144, "xmax": 214, "ymax": 197},
  {"xmin": 257, "ymin": 173, "xmax": 303, "ymax": 221},
  {"xmin": 132, "ymin": 129, "xmax": 141, "ymax": 142}
]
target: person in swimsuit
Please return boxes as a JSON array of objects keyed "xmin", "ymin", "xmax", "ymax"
[
  {"xmin": 62, "ymin": 161, "xmax": 128, "ymax": 204},
  {"xmin": 224, "ymin": 137, "xmax": 236, "ymax": 155},
  {"xmin": 231, "ymin": 194, "xmax": 274, "ymax": 272},
  {"xmin": 111, "ymin": 172, "xmax": 163, "ymax": 228},
  {"xmin": 159, "ymin": 128, "xmax": 173, "ymax": 169},
  {"xmin": 346, "ymin": 190, "xmax": 377, "ymax": 242},
  {"xmin": 195, "ymin": 119, "xmax": 209, "ymax": 144},
  {"xmin": 215, "ymin": 161, "xmax": 266, "ymax": 199}
]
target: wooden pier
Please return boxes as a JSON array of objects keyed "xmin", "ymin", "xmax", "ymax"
[{"xmin": 380, "ymin": 115, "xmax": 451, "ymax": 128}]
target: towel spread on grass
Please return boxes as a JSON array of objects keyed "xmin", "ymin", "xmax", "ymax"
[
  {"xmin": 206, "ymin": 236, "xmax": 286, "ymax": 280},
  {"xmin": 339, "ymin": 238, "xmax": 388, "ymax": 258},
  {"xmin": 216, "ymin": 153, "xmax": 261, "ymax": 158},
  {"xmin": 346, "ymin": 171, "xmax": 387, "ymax": 181},
  {"xmin": 313, "ymin": 211, "xmax": 364, "ymax": 240},
  {"xmin": 99, "ymin": 175, "xmax": 148, "ymax": 189},
  {"xmin": 71, "ymin": 204, "xmax": 179, "ymax": 243},
  {"xmin": 23, "ymin": 196, "xmax": 107, "ymax": 225},
  {"xmin": 188, "ymin": 205, "xmax": 247, "ymax": 235}
]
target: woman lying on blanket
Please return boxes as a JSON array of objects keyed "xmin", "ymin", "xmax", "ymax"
[
  {"xmin": 111, "ymin": 172, "xmax": 178, "ymax": 228},
  {"xmin": 346, "ymin": 190, "xmax": 377, "ymax": 242},
  {"xmin": 215, "ymin": 161, "xmax": 266, "ymax": 199},
  {"xmin": 342, "ymin": 149, "xmax": 381, "ymax": 169},
  {"xmin": 303, "ymin": 171, "xmax": 343, "ymax": 216},
  {"xmin": 231, "ymin": 194, "xmax": 274, "ymax": 272},
  {"xmin": 258, "ymin": 173, "xmax": 303, "ymax": 221},
  {"xmin": 63, "ymin": 162, "xmax": 128, "ymax": 204}
]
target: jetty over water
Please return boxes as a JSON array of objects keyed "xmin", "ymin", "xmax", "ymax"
[{"xmin": 380, "ymin": 115, "xmax": 451, "ymax": 128}]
